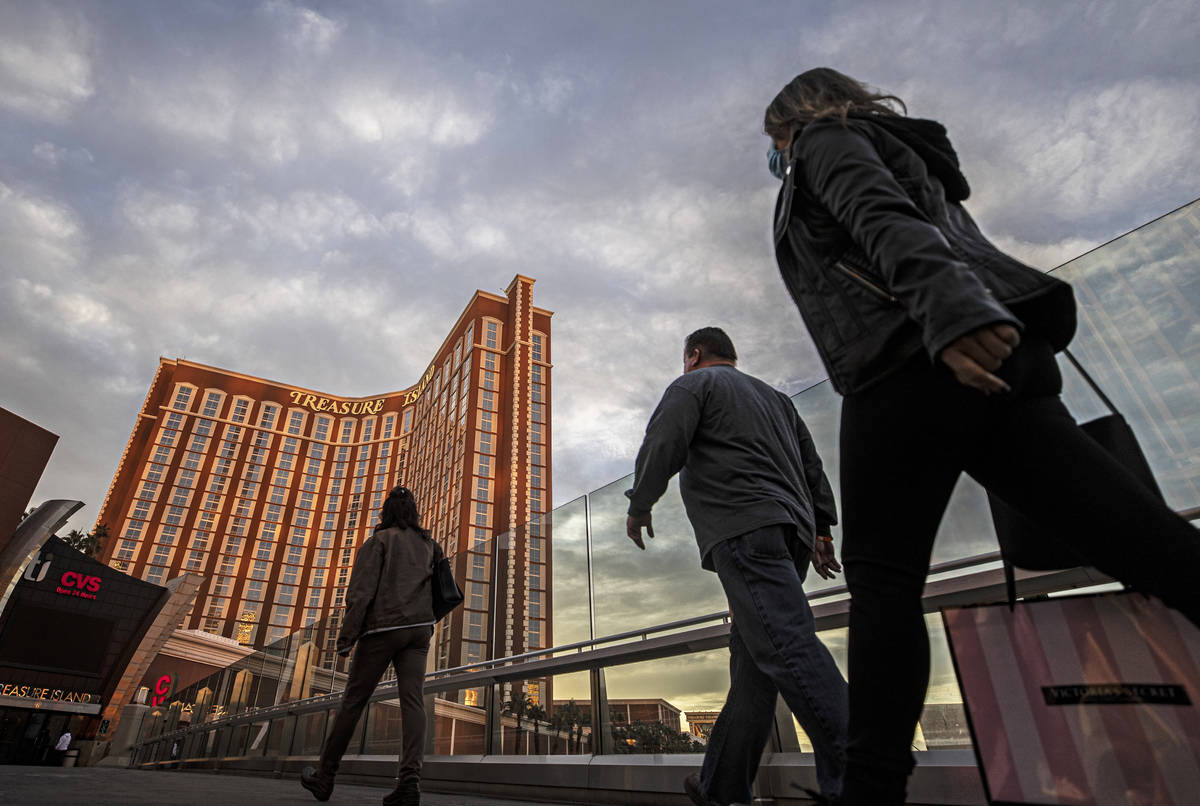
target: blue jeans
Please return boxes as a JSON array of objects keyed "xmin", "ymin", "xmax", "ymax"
[{"xmin": 699, "ymin": 524, "xmax": 848, "ymax": 804}]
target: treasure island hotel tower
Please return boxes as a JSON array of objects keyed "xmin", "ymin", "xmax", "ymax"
[{"xmin": 97, "ymin": 276, "xmax": 551, "ymax": 704}]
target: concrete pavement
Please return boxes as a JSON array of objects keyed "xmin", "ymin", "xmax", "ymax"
[{"xmin": 0, "ymin": 766, "xmax": 580, "ymax": 806}]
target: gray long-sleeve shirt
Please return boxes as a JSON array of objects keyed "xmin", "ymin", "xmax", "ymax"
[{"xmin": 626, "ymin": 364, "xmax": 837, "ymax": 570}]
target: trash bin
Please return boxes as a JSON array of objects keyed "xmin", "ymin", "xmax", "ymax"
[{"xmin": 61, "ymin": 749, "xmax": 79, "ymax": 767}]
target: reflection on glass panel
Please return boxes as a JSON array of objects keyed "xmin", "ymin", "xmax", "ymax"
[
  {"xmin": 546, "ymin": 497, "xmax": 591, "ymax": 647},
  {"xmin": 430, "ymin": 685, "xmax": 488, "ymax": 755},
  {"xmin": 490, "ymin": 671, "xmax": 591, "ymax": 755},
  {"xmin": 603, "ymin": 650, "xmax": 727, "ymax": 754},
  {"xmin": 1054, "ymin": 200, "xmax": 1200, "ymax": 511},
  {"xmin": 590, "ymin": 475, "xmax": 727, "ymax": 639}
]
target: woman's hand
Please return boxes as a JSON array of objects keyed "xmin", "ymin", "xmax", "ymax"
[{"xmin": 940, "ymin": 324, "xmax": 1021, "ymax": 395}]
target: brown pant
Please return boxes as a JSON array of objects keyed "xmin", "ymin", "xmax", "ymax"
[{"xmin": 319, "ymin": 624, "xmax": 432, "ymax": 781}]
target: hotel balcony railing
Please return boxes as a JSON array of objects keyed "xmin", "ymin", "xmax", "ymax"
[{"xmin": 126, "ymin": 198, "xmax": 1200, "ymax": 804}]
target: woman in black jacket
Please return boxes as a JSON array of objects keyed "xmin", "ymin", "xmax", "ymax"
[
  {"xmin": 302, "ymin": 486, "xmax": 440, "ymax": 806},
  {"xmin": 765, "ymin": 67, "xmax": 1200, "ymax": 805}
]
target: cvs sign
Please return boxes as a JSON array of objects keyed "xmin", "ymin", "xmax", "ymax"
[{"xmin": 56, "ymin": 571, "xmax": 101, "ymax": 600}]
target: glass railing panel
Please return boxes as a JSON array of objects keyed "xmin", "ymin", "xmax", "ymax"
[
  {"xmin": 918, "ymin": 613, "xmax": 970, "ymax": 750},
  {"xmin": 546, "ymin": 496, "xmax": 591, "ymax": 648},
  {"xmin": 601, "ymin": 650, "xmax": 727, "ymax": 754},
  {"xmin": 428, "ymin": 683, "xmax": 488, "ymax": 755},
  {"xmin": 489, "ymin": 670, "xmax": 591, "ymax": 755},
  {"xmin": 589, "ymin": 474, "xmax": 727, "ymax": 638},
  {"xmin": 1053, "ymin": 200, "xmax": 1200, "ymax": 511}
]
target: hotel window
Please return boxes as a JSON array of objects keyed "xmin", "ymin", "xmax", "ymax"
[
  {"xmin": 529, "ymin": 491, "xmax": 542, "ymax": 511},
  {"xmin": 530, "ymin": 423, "xmax": 543, "ymax": 444},
  {"xmin": 265, "ymin": 503, "xmax": 283, "ymax": 522},
  {"xmin": 194, "ymin": 419, "xmax": 213, "ymax": 436},
  {"xmin": 275, "ymin": 585, "xmax": 297, "ymax": 606},
  {"xmin": 480, "ymin": 411, "xmax": 494, "ymax": 432},
  {"xmin": 137, "ymin": 480, "xmax": 159, "ymax": 499},
  {"xmin": 144, "ymin": 464, "xmax": 165, "ymax": 483},
  {"xmin": 314, "ymin": 416, "xmax": 331, "ymax": 441},
  {"xmin": 485, "ymin": 321, "xmax": 499, "ymax": 349},
  {"xmin": 402, "ymin": 409, "xmax": 413, "ymax": 433},
  {"xmin": 245, "ymin": 581, "xmax": 265, "ymax": 601},
  {"xmin": 340, "ymin": 419, "xmax": 354, "ymax": 443},
  {"xmin": 131, "ymin": 499, "xmax": 154, "ymax": 521},
  {"xmin": 282, "ymin": 436, "xmax": 299, "ymax": 454},
  {"xmin": 454, "ymin": 340, "xmax": 462, "ymax": 368},
  {"xmin": 212, "ymin": 576, "xmax": 234, "ymax": 596},
  {"xmin": 164, "ymin": 506, "xmax": 186, "ymax": 527},
  {"xmin": 483, "ymin": 351, "xmax": 496, "ymax": 371},
  {"xmin": 532, "ymin": 333, "xmax": 544, "ymax": 362},
  {"xmin": 185, "ymin": 551, "xmax": 206, "ymax": 571},
  {"xmin": 229, "ymin": 517, "xmax": 248, "ymax": 536},
  {"xmin": 383, "ymin": 414, "xmax": 396, "ymax": 439},
  {"xmin": 172, "ymin": 386, "xmax": 194, "ymax": 411},
  {"xmin": 260, "ymin": 522, "xmax": 278, "ymax": 542},
  {"xmin": 183, "ymin": 451, "xmax": 202, "ymax": 471},
  {"xmin": 285, "ymin": 545, "xmax": 304, "ymax": 566},
  {"xmin": 481, "ymin": 391, "xmax": 496, "ymax": 411},
  {"xmin": 187, "ymin": 435, "xmax": 209, "ymax": 453},
  {"xmin": 298, "ymin": 491, "xmax": 315, "ymax": 509},
  {"xmin": 467, "ymin": 611, "xmax": 484, "ymax": 641},
  {"xmin": 475, "ymin": 477, "xmax": 490, "ymax": 501},
  {"xmin": 467, "ymin": 581, "xmax": 486, "ymax": 610},
  {"xmin": 259, "ymin": 404, "xmax": 278, "ymax": 429},
  {"xmin": 222, "ymin": 536, "xmax": 243, "ymax": 555},
  {"xmin": 279, "ymin": 452, "xmax": 295, "ymax": 471},
  {"xmin": 115, "ymin": 540, "xmax": 139, "ymax": 563},
  {"xmin": 474, "ymin": 502, "xmax": 490, "ymax": 526},
  {"xmin": 477, "ymin": 455, "xmax": 491, "ymax": 476},
  {"xmin": 268, "ymin": 486, "xmax": 286, "ymax": 505},
  {"xmin": 190, "ymin": 532, "xmax": 210, "ymax": 550},
  {"xmin": 253, "ymin": 430, "xmax": 272, "ymax": 449},
  {"xmin": 123, "ymin": 520, "xmax": 145, "ymax": 540},
  {"xmin": 465, "ymin": 322, "xmax": 474, "ymax": 348},
  {"xmin": 151, "ymin": 544, "xmax": 173, "ymax": 565},
  {"xmin": 203, "ymin": 492, "xmax": 223, "ymax": 511},
  {"xmin": 362, "ymin": 418, "xmax": 375, "ymax": 441},
  {"xmin": 152, "ymin": 445, "xmax": 172, "ymax": 464},
  {"xmin": 532, "ymin": 403, "xmax": 544, "ymax": 423},
  {"xmin": 145, "ymin": 566, "xmax": 167, "ymax": 586},
  {"xmin": 230, "ymin": 398, "xmax": 250, "ymax": 423},
  {"xmin": 530, "ymin": 444, "xmax": 542, "ymax": 465},
  {"xmin": 529, "ymin": 537, "xmax": 543, "ymax": 563},
  {"xmin": 314, "ymin": 550, "xmax": 331, "ymax": 567},
  {"xmin": 270, "ymin": 605, "xmax": 293, "ymax": 625},
  {"xmin": 201, "ymin": 391, "xmax": 223, "ymax": 418},
  {"xmin": 287, "ymin": 410, "xmax": 305, "ymax": 435},
  {"xmin": 478, "ymin": 432, "xmax": 493, "ymax": 454},
  {"xmin": 157, "ymin": 428, "xmax": 178, "ymax": 448},
  {"xmin": 238, "ymin": 480, "xmax": 258, "ymax": 498}
]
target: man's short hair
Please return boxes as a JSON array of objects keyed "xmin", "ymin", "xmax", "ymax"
[{"xmin": 685, "ymin": 327, "xmax": 737, "ymax": 362}]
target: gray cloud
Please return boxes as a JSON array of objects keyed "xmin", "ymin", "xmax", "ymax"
[{"xmin": 3, "ymin": 0, "xmax": 1197, "ymax": 542}]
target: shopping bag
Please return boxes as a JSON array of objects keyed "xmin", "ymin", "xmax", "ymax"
[
  {"xmin": 986, "ymin": 349, "xmax": 1163, "ymax": 605},
  {"xmin": 942, "ymin": 592, "xmax": 1200, "ymax": 805}
]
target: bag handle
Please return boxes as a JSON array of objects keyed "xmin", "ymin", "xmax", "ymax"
[{"xmin": 1062, "ymin": 348, "xmax": 1120, "ymax": 417}]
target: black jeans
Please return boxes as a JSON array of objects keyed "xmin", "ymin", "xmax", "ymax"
[
  {"xmin": 319, "ymin": 625, "xmax": 432, "ymax": 781},
  {"xmin": 701, "ymin": 524, "xmax": 848, "ymax": 803},
  {"xmin": 837, "ymin": 340, "xmax": 1200, "ymax": 805}
]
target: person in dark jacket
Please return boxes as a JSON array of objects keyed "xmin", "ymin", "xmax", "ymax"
[
  {"xmin": 626, "ymin": 327, "xmax": 848, "ymax": 806},
  {"xmin": 302, "ymin": 486, "xmax": 439, "ymax": 806},
  {"xmin": 765, "ymin": 67, "xmax": 1200, "ymax": 805}
]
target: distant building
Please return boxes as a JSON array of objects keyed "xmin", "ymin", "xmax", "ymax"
[
  {"xmin": 684, "ymin": 709, "xmax": 719, "ymax": 741},
  {"xmin": 96, "ymin": 277, "xmax": 553, "ymax": 705},
  {"xmin": 553, "ymin": 697, "xmax": 684, "ymax": 732}
]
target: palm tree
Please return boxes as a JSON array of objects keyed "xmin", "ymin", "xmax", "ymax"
[
  {"xmin": 526, "ymin": 703, "xmax": 547, "ymax": 754},
  {"xmin": 503, "ymin": 690, "xmax": 530, "ymax": 753}
]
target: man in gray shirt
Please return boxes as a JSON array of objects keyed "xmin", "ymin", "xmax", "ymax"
[{"xmin": 626, "ymin": 327, "xmax": 848, "ymax": 806}]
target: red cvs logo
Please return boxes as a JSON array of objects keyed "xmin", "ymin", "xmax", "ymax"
[
  {"xmin": 151, "ymin": 674, "xmax": 172, "ymax": 707},
  {"xmin": 56, "ymin": 571, "xmax": 101, "ymax": 600}
]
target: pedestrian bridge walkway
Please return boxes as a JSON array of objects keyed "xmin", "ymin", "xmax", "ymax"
[{"xmin": 0, "ymin": 765, "xmax": 576, "ymax": 806}]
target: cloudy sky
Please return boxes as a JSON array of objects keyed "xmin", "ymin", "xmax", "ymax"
[{"xmin": 4, "ymin": 0, "xmax": 1199, "ymax": 540}]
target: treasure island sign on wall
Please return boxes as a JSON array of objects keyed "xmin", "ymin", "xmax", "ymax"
[{"xmin": 288, "ymin": 391, "xmax": 386, "ymax": 415}]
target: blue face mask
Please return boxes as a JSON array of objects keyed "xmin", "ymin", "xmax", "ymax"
[{"xmin": 768, "ymin": 143, "xmax": 789, "ymax": 180}]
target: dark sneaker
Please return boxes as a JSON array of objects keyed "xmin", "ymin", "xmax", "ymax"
[
  {"xmin": 684, "ymin": 773, "xmax": 716, "ymax": 806},
  {"xmin": 300, "ymin": 766, "xmax": 334, "ymax": 801},
  {"xmin": 382, "ymin": 778, "xmax": 420, "ymax": 806}
]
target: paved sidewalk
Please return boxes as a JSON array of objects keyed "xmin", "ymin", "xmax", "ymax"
[{"xmin": 0, "ymin": 766, "xmax": 577, "ymax": 806}]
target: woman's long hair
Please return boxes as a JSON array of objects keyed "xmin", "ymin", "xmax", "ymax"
[
  {"xmin": 376, "ymin": 486, "xmax": 427, "ymax": 535},
  {"xmin": 764, "ymin": 67, "xmax": 906, "ymax": 141}
]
